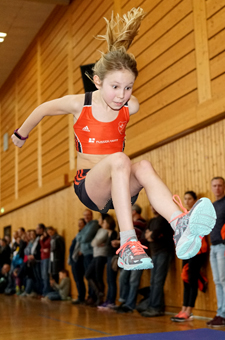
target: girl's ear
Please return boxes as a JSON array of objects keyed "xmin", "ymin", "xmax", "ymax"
[{"xmin": 93, "ymin": 75, "xmax": 102, "ymax": 89}]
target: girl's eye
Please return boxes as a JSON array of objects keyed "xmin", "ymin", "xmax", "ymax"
[
  {"xmin": 125, "ymin": 86, "xmax": 132, "ymax": 90},
  {"xmin": 112, "ymin": 85, "xmax": 117, "ymax": 89}
]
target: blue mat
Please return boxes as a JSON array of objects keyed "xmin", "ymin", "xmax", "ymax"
[{"xmin": 76, "ymin": 328, "xmax": 225, "ymax": 340}]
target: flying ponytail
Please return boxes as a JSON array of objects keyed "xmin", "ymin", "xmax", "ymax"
[
  {"xmin": 92, "ymin": 8, "xmax": 145, "ymax": 82},
  {"xmin": 97, "ymin": 7, "xmax": 146, "ymax": 52}
]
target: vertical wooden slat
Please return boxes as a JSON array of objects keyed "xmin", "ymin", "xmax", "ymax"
[
  {"xmin": 68, "ymin": 7, "xmax": 75, "ymax": 171},
  {"xmin": 15, "ymin": 79, "xmax": 18, "ymax": 199},
  {"xmin": 0, "ymin": 99, "xmax": 1, "ymax": 206},
  {"xmin": 37, "ymin": 39, "xmax": 42, "ymax": 188},
  {"xmin": 193, "ymin": 0, "xmax": 212, "ymax": 103}
]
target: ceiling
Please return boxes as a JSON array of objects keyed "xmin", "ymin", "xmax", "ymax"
[{"xmin": 0, "ymin": 0, "xmax": 70, "ymax": 90}]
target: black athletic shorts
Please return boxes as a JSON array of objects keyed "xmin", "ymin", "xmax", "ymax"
[{"xmin": 74, "ymin": 169, "xmax": 139, "ymax": 213}]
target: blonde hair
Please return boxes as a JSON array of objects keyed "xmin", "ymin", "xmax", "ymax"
[{"xmin": 92, "ymin": 8, "xmax": 145, "ymax": 81}]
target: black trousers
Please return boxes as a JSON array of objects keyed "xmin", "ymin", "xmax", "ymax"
[
  {"xmin": 85, "ymin": 256, "xmax": 107, "ymax": 294},
  {"xmin": 183, "ymin": 253, "xmax": 207, "ymax": 307}
]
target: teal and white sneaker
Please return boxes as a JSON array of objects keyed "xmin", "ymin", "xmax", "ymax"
[
  {"xmin": 116, "ymin": 237, "xmax": 153, "ymax": 270},
  {"xmin": 171, "ymin": 195, "xmax": 216, "ymax": 260}
]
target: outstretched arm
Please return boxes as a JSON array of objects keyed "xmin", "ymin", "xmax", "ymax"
[{"xmin": 11, "ymin": 94, "xmax": 84, "ymax": 148}]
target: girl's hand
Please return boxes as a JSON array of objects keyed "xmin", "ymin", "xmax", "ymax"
[{"xmin": 11, "ymin": 134, "xmax": 26, "ymax": 148}]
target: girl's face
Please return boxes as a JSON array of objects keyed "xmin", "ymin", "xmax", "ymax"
[
  {"xmin": 184, "ymin": 194, "xmax": 196, "ymax": 210},
  {"xmin": 102, "ymin": 219, "xmax": 110, "ymax": 230},
  {"xmin": 97, "ymin": 69, "xmax": 135, "ymax": 110}
]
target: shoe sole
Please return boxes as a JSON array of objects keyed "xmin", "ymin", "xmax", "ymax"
[
  {"xmin": 171, "ymin": 315, "xmax": 194, "ymax": 322},
  {"xmin": 189, "ymin": 198, "xmax": 216, "ymax": 236},
  {"xmin": 117, "ymin": 257, "xmax": 154, "ymax": 270},
  {"xmin": 176, "ymin": 198, "xmax": 216, "ymax": 259}
]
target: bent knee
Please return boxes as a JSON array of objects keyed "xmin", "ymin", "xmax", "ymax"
[
  {"xmin": 137, "ymin": 160, "xmax": 155, "ymax": 174},
  {"xmin": 110, "ymin": 152, "xmax": 131, "ymax": 170}
]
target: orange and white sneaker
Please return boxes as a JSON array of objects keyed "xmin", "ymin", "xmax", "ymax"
[
  {"xmin": 171, "ymin": 195, "xmax": 216, "ymax": 260},
  {"xmin": 171, "ymin": 311, "xmax": 194, "ymax": 322},
  {"xmin": 116, "ymin": 237, "xmax": 153, "ymax": 270}
]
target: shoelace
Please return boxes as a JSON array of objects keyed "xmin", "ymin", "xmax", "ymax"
[
  {"xmin": 169, "ymin": 194, "xmax": 188, "ymax": 223},
  {"xmin": 116, "ymin": 240, "xmax": 147, "ymax": 256}
]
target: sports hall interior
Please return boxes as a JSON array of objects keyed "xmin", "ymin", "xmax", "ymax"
[{"xmin": 0, "ymin": 0, "xmax": 225, "ymax": 339}]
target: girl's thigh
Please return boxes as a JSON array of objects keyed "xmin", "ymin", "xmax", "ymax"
[{"xmin": 85, "ymin": 153, "xmax": 144, "ymax": 209}]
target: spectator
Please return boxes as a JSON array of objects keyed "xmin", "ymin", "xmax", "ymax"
[
  {"xmin": 70, "ymin": 218, "xmax": 86, "ymax": 305},
  {"xmin": 43, "ymin": 269, "xmax": 71, "ymax": 301},
  {"xmin": 76, "ymin": 209, "xmax": 99, "ymax": 305},
  {"xmin": 141, "ymin": 206, "xmax": 174, "ymax": 317},
  {"xmin": 85, "ymin": 213, "xmax": 114, "ymax": 306},
  {"xmin": 26, "ymin": 223, "xmax": 45, "ymax": 296},
  {"xmin": 47, "ymin": 227, "xmax": 65, "ymax": 283},
  {"xmin": 171, "ymin": 191, "xmax": 208, "ymax": 322},
  {"xmin": 207, "ymin": 177, "xmax": 225, "ymax": 327},
  {"xmin": 10, "ymin": 231, "xmax": 18, "ymax": 248},
  {"xmin": 40, "ymin": 228, "xmax": 51, "ymax": 296},
  {"xmin": 11, "ymin": 232, "xmax": 20, "ymax": 258},
  {"xmin": 132, "ymin": 204, "xmax": 148, "ymax": 245},
  {"xmin": 4, "ymin": 235, "xmax": 11, "ymax": 246},
  {"xmin": 98, "ymin": 214, "xmax": 118, "ymax": 309},
  {"xmin": 0, "ymin": 264, "xmax": 10, "ymax": 293},
  {"xmin": 17, "ymin": 228, "xmax": 27, "ymax": 262},
  {"xmin": 115, "ymin": 204, "xmax": 147, "ymax": 313},
  {"xmin": 20, "ymin": 230, "xmax": 37, "ymax": 296},
  {"xmin": 0, "ymin": 238, "xmax": 11, "ymax": 268},
  {"xmin": 4, "ymin": 231, "xmax": 27, "ymax": 296}
]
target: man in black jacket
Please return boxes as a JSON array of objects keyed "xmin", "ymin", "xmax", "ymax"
[
  {"xmin": 47, "ymin": 227, "xmax": 65, "ymax": 283},
  {"xmin": 141, "ymin": 207, "xmax": 174, "ymax": 317}
]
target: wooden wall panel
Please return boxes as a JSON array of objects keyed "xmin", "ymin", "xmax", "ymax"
[
  {"xmin": 0, "ymin": 0, "xmax": 225, "ymax": 212},
  {"xmin": 71, "ymin": 0, "xmax": 113, "ymax": 93},
  {"xmin": 0, "ymin": 118, "xmax": 224, "ymax": 316},
  {"xmin": 207, "ymin": 1, "xmax": 225, "ymax": 100},
  {"xmin": 0, "ymin": 84, "xmax": 16, "ymax": 206},
  {"xmin": 0, "ymin": 0, "xmax": 225, "ymax": 315},
  {"xmin": 17, "ymin": 47, "xmax": 38, "ymax": 197},
  {"xmin": 40, "ymin": 7, "xmax": 70, "ymax": 184}
]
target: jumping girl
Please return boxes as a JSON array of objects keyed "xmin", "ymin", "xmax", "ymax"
[{"xmin": 11, "ymin": 8, "xmax": 216, "ymax": 271}]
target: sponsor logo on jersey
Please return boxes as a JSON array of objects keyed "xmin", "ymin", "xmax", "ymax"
[
  {"xmin": 82, "ymin": 126, "xmax": 90, "ymax": 132},
  {"xmin": 118, "ymin": 121, "xmax": 127, "ymax": 134}
]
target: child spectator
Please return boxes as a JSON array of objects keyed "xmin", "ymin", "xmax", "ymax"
[{"xmin": 44, "ymin": 269, "xmax": 70, "ymax": 301}]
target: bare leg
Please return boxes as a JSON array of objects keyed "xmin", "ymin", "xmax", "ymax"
[
  {"xmin": 130, "ymin": 160, "xmax": 180, "ymax": 221},
  {"xmin": 85, "ymin": 152, "xmax": 136, "ymax": 232},
  {"xmin": 186, "ymin": 306, "xmax": 193, "ymax": 316},
  {"xmin": 85, "ymin": 154, "xmax": 179, "ymax": 232}
]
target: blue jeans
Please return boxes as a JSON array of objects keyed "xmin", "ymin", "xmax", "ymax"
[
  {"xmin": 210, "ymin": 244, "xmax": 225, "ymax": 318},
  {"xmin": 41, "ymin": 259, "xmax": 51, "ymax": 296},
  {"xmin": 149, "ymin": 251, "xmax": 172, "ymax": 312},
  {"xmin": 119, "ymin": 268, "xmax": 143, "ymax": 310},
  {"xmin": 46, "ymin": 291, "xmax": 61, "ymax": 300}
]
